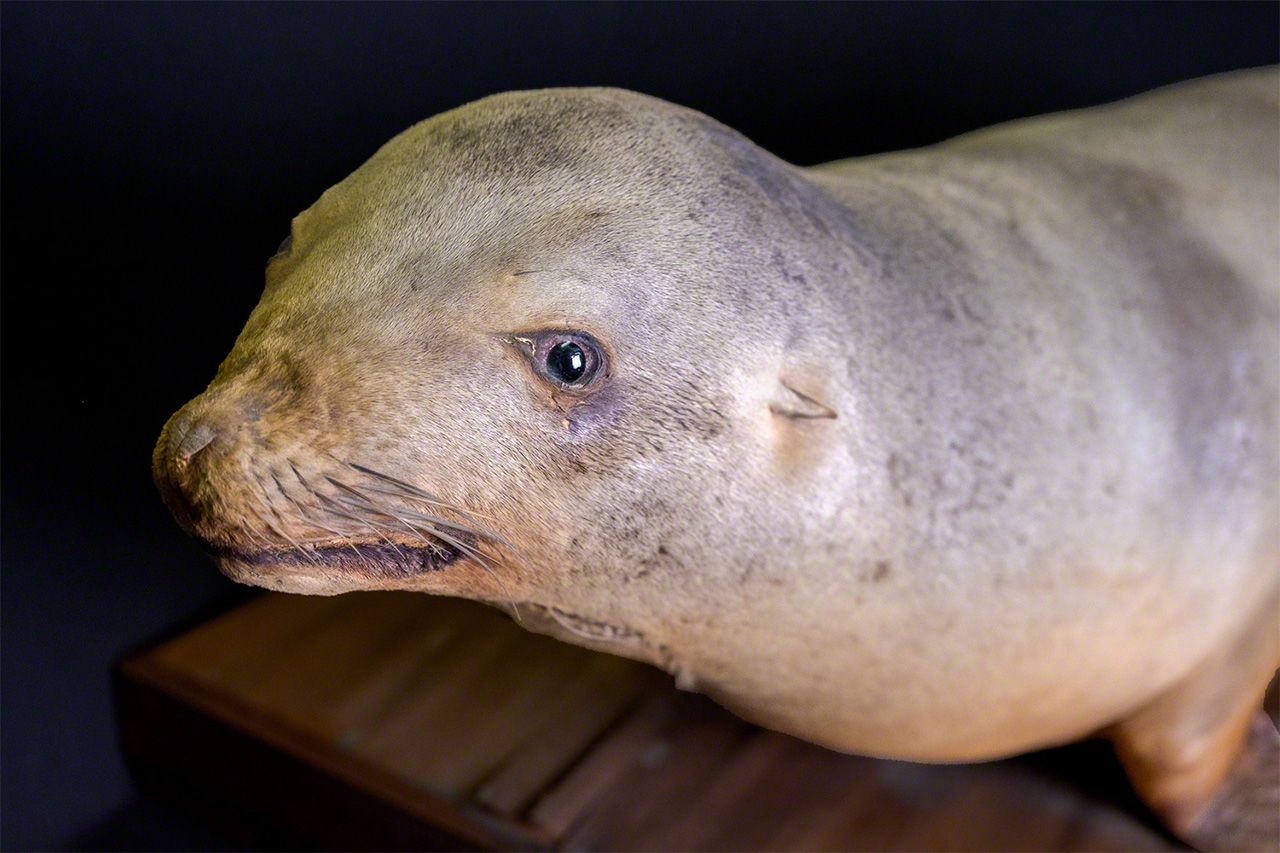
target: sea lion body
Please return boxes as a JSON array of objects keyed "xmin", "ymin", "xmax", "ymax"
[{"xmin": 155, "ymin": 69, "xmax": 1279, "ymax": 846}]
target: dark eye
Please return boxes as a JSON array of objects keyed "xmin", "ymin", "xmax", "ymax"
[
  {"xmin": 513, "ymin": 330, "xmax": 608, "ymax": 391},
  {"xmin": 547, "ymin": 341, "xmax": 587, "ymax": 383}
]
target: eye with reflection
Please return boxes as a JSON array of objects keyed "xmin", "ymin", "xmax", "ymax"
[
  {"xmin": 547, "ymin": 341, "xmax": 587, "ymax": 383},
  {"xmin": 510, "ymin": 330, "xmax": 609, "ymax": 392}
]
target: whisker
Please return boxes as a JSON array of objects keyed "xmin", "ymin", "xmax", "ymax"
[
  {"xmin": 344, "ymin": 461, "xmax": 500, "ymax": 526},
  {"xmin": 355, "ymin": 483, "xmax": 503, "ymax": 523},
  {"xmin": 321, "ymin": 492, "xmax": 411, "ymax": 562},
  {"xmin": 250, "ymin": 473, "xmax": 319, "ymax": 565},
  {"xmin": 394, "ymin": 505, "xmax": 519, "ymax": 553},
  {"xmin": 338, "ymin": 462, "xmax": 528, "ymax": 619},
  {"xmin": 324, "ymin": 476, "xmax": 382, "ymax": 506},
  {"xmin": 313, "ymin": 491, "xmax": 382, "ymax": 532},
  {"xmin": 255, "ymin": 457, "xmax": 524, "ymax": 616},
  {"xmin": 418, "ymin": 524, "xmax": 522, "ymax": 623},
  {"xmin": 363, "ymin": 523, "xmax": 409, "ymax": 561},
  {"xmin": 345, "ymin": 460, "xmax": 445, "ymax": 501},
  {"xmin": 344, "ymin": 541, "xmax": 377, "ymax": 573},
  {"xmin": 240, "ymin": 515, "xmax": 273, "ymax": 552},
  {"xmin": 243, "ymin": 507, "xmax": 279, "ymax": 551},
  {"xmin": 370, "ymin": 512, "xmax": 454, "ymax": 560},
  {"xmin": 299, "ymin": 497, "xmax": 375, "ymax": 572},
  {"xmin": 315, "ymin": 497, "xmax": 437, "ymax": 575},
  {"xmin": 306, "ymin": 515, "xmax": 362, "ymax": 545},
  {"xmin": 326, "ymin": 475, "xmax": 523, "ymax": 564},
  {"xmin": 327, "ymin": 494, "xmax": 459, "ymax": 564},
  {"xmin": 288, "ymin": 460, "xmax": 311, "ymax": 486},
  {"xmin": 263, "ymin": 510, "xmax": 321, "ymax": 565},
  {"xmin": 333, "ymin": 478, "xmax": 509, "ymax": 546},
  {"xmin": 273, "ymin": 475, "xmax": 328, "ymax": 534},
  {"xmin": 271, "ymin": 469, "xmax": 306, "ymax": 508},
  {"xmin": 336, "ymin": 492, "xmax": 523, "ymax": 622},
  {"xmin": 277, "ymin": 466, "xmax": 357, "ymax": 543}
]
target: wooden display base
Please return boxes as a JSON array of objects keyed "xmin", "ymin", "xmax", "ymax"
[{"xmin": 115, "ymin": 591, "xmax": 1180, "ymax": 851}]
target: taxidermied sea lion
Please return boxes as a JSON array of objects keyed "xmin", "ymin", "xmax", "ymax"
[{"xmin": 154, "ymin": 68, "xmax": 1279, "ymax": 849}]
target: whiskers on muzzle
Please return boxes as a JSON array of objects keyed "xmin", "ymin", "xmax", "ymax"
[{"xmin": 237, "ymin": 457, "xmax": 524, "ymax": 619}]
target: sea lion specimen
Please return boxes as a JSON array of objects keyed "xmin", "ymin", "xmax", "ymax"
[{"xmin": 154, "ymin": 68, "xmax": 1279, "ymax": 849}]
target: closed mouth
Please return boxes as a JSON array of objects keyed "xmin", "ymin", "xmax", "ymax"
[{"xmin": 205, "ymin": 539, "xmax": 464, "ymax": 578}]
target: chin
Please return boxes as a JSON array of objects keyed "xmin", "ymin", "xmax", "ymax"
[
  {"xmin": 204, "ymin": 536, "xmax": 468, "ymax": 595},
  {"xmin": 216, "ymin": 556, "xmax": 359, "ymax": 595}
]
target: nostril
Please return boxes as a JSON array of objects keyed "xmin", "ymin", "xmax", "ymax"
[
  {"xmin": 174, "ymin": 420, "xmax": 218, "ymax": 462},
  {"xmin": 155, "ymin": 414, "xmax": 204, "ymax": 535}
]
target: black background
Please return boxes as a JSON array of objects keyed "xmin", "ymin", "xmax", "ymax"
[{"xmin": 3, "ymin": 2, "xmax": 1276, "ymax": 848}]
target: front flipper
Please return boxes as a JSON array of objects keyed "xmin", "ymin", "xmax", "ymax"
[
  {"xmin": 1183, "ymin": 711, "xmax": 1279, "ymax": 852},
  {"xmin": 1109, "ymin": 591, "xmax": 1279, "ymax": 851}
]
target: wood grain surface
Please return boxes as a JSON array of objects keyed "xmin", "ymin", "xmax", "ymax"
[{"xmin": 115, "ymin": 591, "xmax": 1184, "ymax": 851}]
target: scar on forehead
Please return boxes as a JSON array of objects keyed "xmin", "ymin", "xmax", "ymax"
[
  {"xmin": 496, "ymin": 269, "xmax": 543, "ymax": 289},
  {"xmin": 503, "ymin": 267, "xmax": 579, "ymax": 283}
]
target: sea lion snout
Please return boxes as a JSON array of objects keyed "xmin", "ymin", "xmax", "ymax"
[
  {"xmin": 162, "ymin": 393, "xmax": 248, "ymax": 464},
  {"xmin": 153, "ymin": 348, "xmax": 516, "ymax": 595},
  {"xmin": 153, "ymin": 386, "xmax": 273, "ymax": 538},
  {"xmin": 172, "ymin": 419, "xmax": 216, "ymax": 462}
]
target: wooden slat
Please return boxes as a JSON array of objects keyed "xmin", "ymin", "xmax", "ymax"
[
  {"xmin": 886, "ymin": 762, "xmax": 1081, "ymax": 851},
  {"xmin": 119, "ymin": 647, "xmax": 546, "ymax": 850},
  {"xmin": 473, "ymin": 653, "xmax": 649, "ymax": 816},
  {"xmin": 147, "ymin": 593, "xmax": 352, "ymax": 681},
  {"xmin": 117, "ymin": 591, "xmax": 1186, "ymax": 852},
  {"xmin": 208, "ymin": 594, "xmax": 444, "ymax": 736},
  {"xmin": 353, "ymin": 619, "xmax": 534, "ymax": 792},
  {"xmin": 527, "ymin": 693, "xmax": 675, "ymax": 836},
  {"xmin": 775, "ymin": 759, "xmax": 924, "ymax": 852},
  {"xmin": 1062, "ymin": 804, "xmax": 1182, "ymax": 852},
  {"xmin": 360, "ymin": 626, "xmax": 593, "ymax": 794},
  {"xmin": 561, "ymin": 692, "xmax": 753, "ymax": 850},
  {"xmin": 636, "ymin": 732, "xmax": 871, "ymax": 852},
  {"xmin": 630, "ymin": 730, "xmax": 801, "ymax": 851}
]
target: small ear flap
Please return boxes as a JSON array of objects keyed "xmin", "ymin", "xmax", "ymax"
[{"xmin": 769, "ymin": 379, "xmax": 836, "ymax": 419}]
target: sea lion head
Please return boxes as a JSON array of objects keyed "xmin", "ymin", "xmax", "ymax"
[{"xmin": 154, "ymin": 87, "xmax": 860, "ymax": 661}]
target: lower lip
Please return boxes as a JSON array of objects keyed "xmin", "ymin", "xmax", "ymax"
[{"xmin": 207, "ymin": 540, "xmax": 463, "ymax": 577}]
